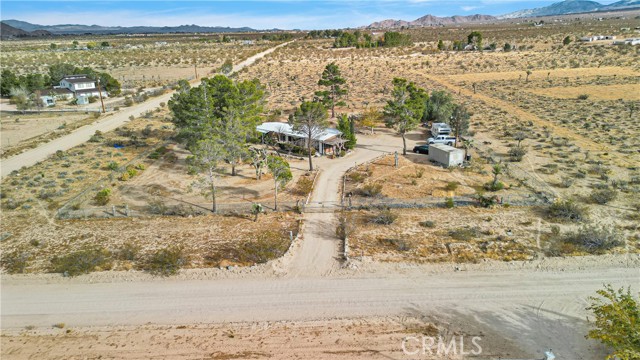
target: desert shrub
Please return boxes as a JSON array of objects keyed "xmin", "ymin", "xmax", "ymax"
[
  {"xmin": 148, "ymin": 146, "xmax": 169, "ymax": 159},
  {"xmin": 370, "ymin": 208, "xmax": 397, "ymax": 225},
  {"xmin": 444, "ymin": 181, "xmax": 459, "ymax": 191},
  {"xmin": 211, "ymin": 231, "xmax": 290, "ymax": 265},
  {"xmin": 89, "ymin": 130, "xmax": 104, "ymax": 142},
  {"xmin": 94, "ymin": 188, "xmax": 111, "ymax": 205},
  {"xmin": 379, "ymin": 238, "xmax": 410, "ymax": 251},
  {"xmin": 118, "ymin": 172, "xmax": 130, "ymax": 181},
  {"xmin": 142, "ymin": 246, "xmax": 188, "ymax": 276},
  {"xmin": 590, "ymin": 189, "xmax": 618, "ymax": 204},
  {"xmin": 445, "ymin": 197, "xmax": 455, "ymax": 208},
  {"xmin": 563, "ymin": 225, "xmax": 623, "ymax": 254},
  {"xmin": 348, "ymin": 171, "xmax": 366, "ymax": 183},
  {"xmin": 415, "ymin": 168, "xmax": 425, "ymax": 178},
  {"xmin": 147, "ymin": 198, "xmax": 168, "ymax": 215},
  {"xmin": 484, "ymin": 180, "xmax": 505, "ymax": 191},
  {"xmin": 294, "ymin": 176, "xmax": 314, "ymax": 196},
  {"xmin": 560, "ymin": 177, "xmax": 575, "ymax": 188},
  {"xmin": 449, "ymin": 227, "xmax": 482, "ymax": 241},
  {"xmin": 50, "ymin": 247, "xmax": 112, "ymax": 276},
  {"xmin": 508, "ymin": 147, "xmax": 527, "ymax": 162},
  {"xmin": 419, "ymin": 220, "xmax": 436, "ymax": 228},
  {"xmin": 476, "ymin": 193, "xmax": 499, "ymax": 208},
  {"xmin": 577, "ymin": 94, "xmax": 590, "ymax": 100},
  {"xmin": 115, "ymin": 242, "xmax": 140, "ymax": 261},
  {"xmin": 1, "ymin": 251, "xmax": 30, "ymax": 274},
  {"xmin": 359, "ymin": 182, "xmax": 383, "ymax": 197},
  {"xmin": 106, "ymin": 161, "xmax": 119, "ymax": 171},
  {"xmin": 546, "ymin": 199, "xmax": 588, "ymax": 222}
]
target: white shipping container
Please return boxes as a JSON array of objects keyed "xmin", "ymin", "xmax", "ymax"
[{"xmin": 428, "ymin": 144, "xmax": 465, "ymax": 167}]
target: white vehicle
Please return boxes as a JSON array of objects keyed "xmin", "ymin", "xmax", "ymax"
[
  {"xmin": 431, "ymin": 122, "xmax": 452, "ymax": 137},
  {"xmin": 427, "ymin": 135, "xmax": 456, "ymax": 146}
]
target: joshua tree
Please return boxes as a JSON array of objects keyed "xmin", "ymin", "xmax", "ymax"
[{"xmin": 267, "ymin": 155, "xmax": 292, "ymax": 210}]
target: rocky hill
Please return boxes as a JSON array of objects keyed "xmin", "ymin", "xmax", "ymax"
[
  {"xmin": 365, "ymin": 14, "xmax": 496, "ymax": 29},
  {"xmin": 0, "ymin": 22, "xmax": 51, "ymax": 39}
]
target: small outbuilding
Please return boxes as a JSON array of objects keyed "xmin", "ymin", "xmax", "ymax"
[{"xmin": 428, "ymin": 144, "xmax": 465, "ymax": 167}]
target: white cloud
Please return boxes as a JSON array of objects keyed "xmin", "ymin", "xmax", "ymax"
[{"xmin": 461, "ymin": 5, "xmax": 482, "ymax": 11}]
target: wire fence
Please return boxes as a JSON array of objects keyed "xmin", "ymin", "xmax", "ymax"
[{"xmin": 57, "ymin": 199, "xmax": 305, "ymax": 220}]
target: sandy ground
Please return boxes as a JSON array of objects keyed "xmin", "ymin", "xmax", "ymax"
[
  {"xmin": 2, "ymin": 256, "xmax": 637, "ymax": 359},
  {"xmin": 0, "ymin": 112, "xmax": 90, "ymax": 149},
  {"xmin": 526, "ymin": 83, "xmax": 640, "ymax": 101},
  {"xmin": 0, "ymin": 41, "xmax": 294, "ymax": 179}
]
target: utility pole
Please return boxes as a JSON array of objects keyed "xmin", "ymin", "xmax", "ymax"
[{"xmin": 97, "ymin": 79, "xmax": 106, "ymax": 113}]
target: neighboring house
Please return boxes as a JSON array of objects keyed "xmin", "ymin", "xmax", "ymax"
[
  {"xmin": 256, "ymin": 122, "xmax": 345, "ymax": 156},
  {"xmin": 48, "ymin": 74, "xmax": 108, "ymax": 102}
]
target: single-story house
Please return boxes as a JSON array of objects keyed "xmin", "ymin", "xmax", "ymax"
[{"xmin": 256, "ymin": 122, "xmax": 345, "ymax": 156}]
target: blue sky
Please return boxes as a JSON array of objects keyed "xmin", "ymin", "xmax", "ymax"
[{"xmin": 0, "ymin": 1, "xmax": 620, "ymax": 30}]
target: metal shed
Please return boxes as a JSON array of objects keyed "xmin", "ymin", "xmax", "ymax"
[{"xmin": 428, "ymin": 144, "xmax": 465, "ymax": 167}]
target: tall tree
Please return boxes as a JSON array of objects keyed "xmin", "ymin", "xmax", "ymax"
[
  {"xmin": 383, "ymin": 78, "xmax": 428, "ymax": 155},
  {"xmin": 337, "ymin": 114, "xmax": 356, "ymax": 150},
  {"xmin": 190, "ymin": 138, "xmax": 225, "ymax": 213},
  {"xmin": 467, "ymin": 31, "xmax": 483, "ymax": 50},
  {"xmin": 267, "ymin": 155, "xmax": 293, "ymax": 210},
  {"xmin": 169, "ymin": 75, "xmax": 264, "ymax": 175},
  {"xmin": 0, "ymin": 70, "xmax": 19, "ymax": 97},
  {"xmin": 426, "ymin": 90, "xmax": 454, "ymax": 124},
  {"xmin": 288, "ymin": 101, "xmax": 329, "ymax": 171},
  {"xmin": 315, "ymin": 62, "xmax": 347, "ymax": 118},
  {"xmin": 449, "ymin": 103, "xmax": 470, "ymax": 147}
]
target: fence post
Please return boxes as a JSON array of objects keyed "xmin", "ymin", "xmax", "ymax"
[
  {"xmin": 112, "ymin": 205, "xmax": 116, "ymax": 216},
  {"xmin": 125, "ymin": 204, "xmax": 130, "ymax": 217}
]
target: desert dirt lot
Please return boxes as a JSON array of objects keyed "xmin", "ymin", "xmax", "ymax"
[
  {"xmin": 0, "ymin": 111, "xmax": 99, "ymax": 158},
  {"xmin": 1, "ymin": 16, "xmax": 639, "ymax": 359}
]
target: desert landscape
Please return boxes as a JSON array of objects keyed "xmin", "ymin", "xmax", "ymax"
[{"xmin": 1, "ymin": 2, "xmax": 639, "ymax": 359}]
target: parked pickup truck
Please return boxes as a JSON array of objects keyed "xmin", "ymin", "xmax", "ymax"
[{"xmin": 427, "ymin": 135, "xmax": 456, "ymax": 146}]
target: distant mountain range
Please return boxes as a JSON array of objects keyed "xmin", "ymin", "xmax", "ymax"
[
  {"xmin": 0, "ymin": 19, "xmax": 257, "ymax": 35},
  {"xmin": 0, "ymin": 22, "xmax": 51, "ymax": 39},
  {"xmin": 1, "ymin": 0, "xmax": 639, "ymax": 35},
  {"xmin": 364, "ymin": 0, "xmax": 640, "ymax": 29},
  {"xmin": 498, "ymin": 0, "xmax": 640, "ymax": 19},
  {"xmin": 365, "ymin": 14, "xmax": 497, "ymax": 29}
]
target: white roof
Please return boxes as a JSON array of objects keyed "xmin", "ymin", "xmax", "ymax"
[
  {"xmin": 430, "ymin": 143, "xmax": 464, "ymax": 154},
  {"xmin": 256, "ymin": 122, "xmax": 342, "ymax": 142}
]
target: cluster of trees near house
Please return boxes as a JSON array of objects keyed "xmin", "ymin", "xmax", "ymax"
[
  {"xmin": 333, "ymin": 31, "xmax": 411, "ymax": 48},
  {"xmin": 168, "ymin": 61, "xmax": 356, "ymax": 211},
  {"xmin": 305, "ymin": 29, "xmax": 411, "ymax": 48},
  {"xmin": 383, "ymin": 78, "xmax": 470, "ymax": 155},
  {"xmin": 436, "ymin": 31, "xmax": 518, "ymax": 52},
  {"xmin": 0, "ymin": 63, "xmax": 121, "ymax": 110}
]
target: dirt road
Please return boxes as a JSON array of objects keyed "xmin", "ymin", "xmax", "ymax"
[
  {"xmin": 2, "ymin": 265, "xmax": 636, "ymax": 359},
  {"xmin": 0, "ymin": 41, "xmax": 294, "ymax": 179},
  {"xmin": 286, "ymin": 129, "xmax": 410, "ymax": 277}
]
